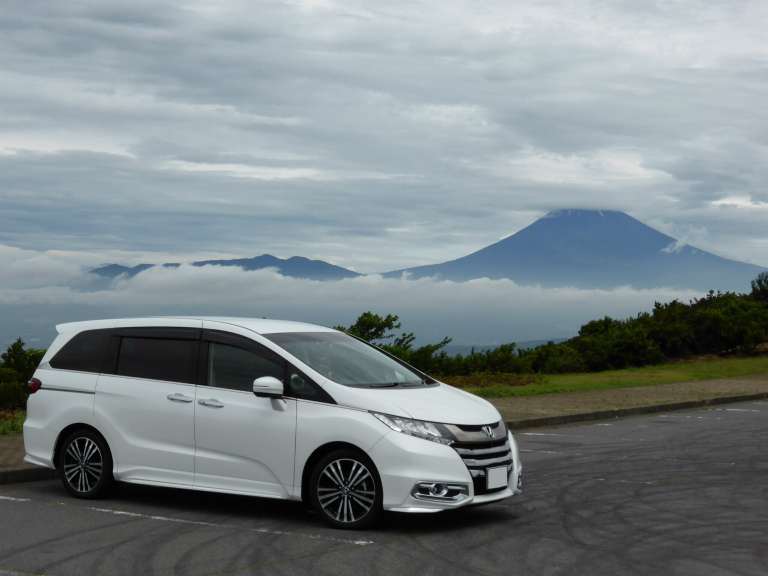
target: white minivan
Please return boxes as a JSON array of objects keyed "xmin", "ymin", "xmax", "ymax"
[{"xmin": 24, "ymin": 317, "xmax": 522, "ymax": 529}]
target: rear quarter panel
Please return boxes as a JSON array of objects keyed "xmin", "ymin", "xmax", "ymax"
[{"xmin": 23, "ymin": 367, "xmax": 101, "ymax": 469}]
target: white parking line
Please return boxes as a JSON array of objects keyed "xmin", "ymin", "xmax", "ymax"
[
  {"xmin": 77, "ymin": 504, "xmax": 376, "ymax": 546},
  {"xmin": 520, "ymin": 433, "xmax": 584, "ymax": 438},
  {"xmin": 0, "ymin": 495, "xmax": 30, "ymax": 502},
  {"xmin": 0, "ymin": 495, "xmax": 373, "ymax": 546}
]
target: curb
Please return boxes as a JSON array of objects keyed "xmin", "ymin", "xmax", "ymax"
[
  {"xmin": 505, "ymin": 392, "xmax": 768, "ymax": 430},
  {"xmin": 0, "ymin": 466, "xmax": 58, "ymax": 485}
]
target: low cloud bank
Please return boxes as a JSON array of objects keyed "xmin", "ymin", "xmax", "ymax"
[{"xmin": 0, "ymin": 250, "xmax": 705, "ymax": 350}]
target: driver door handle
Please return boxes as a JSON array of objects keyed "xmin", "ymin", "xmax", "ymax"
[
  {"xmin": 167, "ymin": 394, "xmax": 193, "ymax": 403},
  {"xmin": 198, "ymin": 399, "xmax": 224, "ymax": 408}
]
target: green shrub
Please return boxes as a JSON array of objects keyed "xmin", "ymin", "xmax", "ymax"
[
  {"xmin": 542, "ymin": 345, "xmax": 586, "ymax": 374},
  {"xmin": 0, "ymin": 338, "xmax": 46, "ymax": 411},
  {"xmin": 0, "ymin": 380, "xmax": 30, "ymax": 411}
]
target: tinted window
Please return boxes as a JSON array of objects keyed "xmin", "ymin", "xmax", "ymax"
[
  {"xmin": 50, "ymin": 329, "xmax": 112, "ymax": 373},
  {"xmin": 116, "ymin": 337, "xmax": 198, "ymax": 384},
  {"xmin": 207, "ymin": 342, "xmax": 284, "ymax": 392},
  {"xmin": 286, "ymin": 370, "xmax": 335, "ymax": 403},
  {"xmin": 289, "ymin": 372, "xmax": 318, "ymax": 399}
]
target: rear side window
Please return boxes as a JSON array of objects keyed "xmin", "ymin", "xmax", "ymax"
[
  {"xmin": 116, "ymin": 337, "xmax": 198, "ymax": 384},
  {"xmin": 207, "ymin": 342, "xmax": 284, "ymax": 392},
  {"xmin": 50, "ymin": 329, "xmax": 112, "ymax": 373}
]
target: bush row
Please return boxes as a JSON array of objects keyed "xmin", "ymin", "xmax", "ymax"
[{"xmin": 339, "ymin": 273, "xmax": 768, "ymax": 377}]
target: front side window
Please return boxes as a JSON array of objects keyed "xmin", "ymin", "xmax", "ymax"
[
  {"xmin": 116, "ymin": 337, "xmax": 198, "ymax": 384},
  {"xmin": 264, "ymin": 332, "xmax": 426, "ymax": 388},
  {"xmin": 206, "ymin": 342, "xmax": 284, "ymax": 392}
]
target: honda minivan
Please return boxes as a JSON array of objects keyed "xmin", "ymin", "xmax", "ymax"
[{"xmin": 24, "ymin": 317, "xmax": 522, "ymax": 529}]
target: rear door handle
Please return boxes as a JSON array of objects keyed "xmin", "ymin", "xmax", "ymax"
[
  {"xmin": 167, "ymin": 394, "xmax": 193, "ymax": 403},
  {"xmin": 198, "ymin": 399, "xmax": 224, "ymax": 408}
]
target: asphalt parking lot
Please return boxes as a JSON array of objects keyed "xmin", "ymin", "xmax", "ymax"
[{"xmin": 1, "ymin": 401, "xmax": 766, "ymax": 576}]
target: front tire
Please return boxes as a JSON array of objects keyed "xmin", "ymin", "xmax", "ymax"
[
  {"xmin": 58, "ymin": 429, "xmax": 114, "ymax": 499},
  {"xmin": 310, "ymin": 449, "xmax": 382, "ymax": 529}
]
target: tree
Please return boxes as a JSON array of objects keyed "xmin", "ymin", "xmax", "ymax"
[
  {"xmin": 647, "ymin": 300, "xmax": 695, "ymax": 357},
  {"xmin": 334, "ymin": 312, "xmax": 407, "ymax": 345},
  {"xmin": 579, "ymin": 316, "xmax": 620, "ymax": 338},
  {"xmin": 336, "ymin": 312, "xmax": 452, "ymax": 373},
  {"xmin": 751, "ymin": 271, "xmax": 768, "ymax": 302},
  {"xmin": 0, "ymin": 338, "xmax": 46, "ymax": 410},
  {"xmin": 1, "ymin": 338, "xmax": 46, "ymax": 383}
]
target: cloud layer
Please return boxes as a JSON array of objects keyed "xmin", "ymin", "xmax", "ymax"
[{"xmin": 0, "ymin": 247, "xmax": 702, "ymax": 350}]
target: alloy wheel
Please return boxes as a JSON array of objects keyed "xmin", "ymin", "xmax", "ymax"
[
  {"xmin": 63, "ymin": 436, "xmax": 104, "ymax": 494},
  {"xmin": 316, "ymin": 457, "xmax": 376, "ymax": 524}
]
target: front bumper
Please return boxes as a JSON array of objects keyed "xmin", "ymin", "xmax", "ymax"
[{"xmin": 368, "ymin": 430, "xmax": 521, "ymax": 512}]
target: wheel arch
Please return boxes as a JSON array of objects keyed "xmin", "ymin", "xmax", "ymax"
[
  {"xmin": 300, "ymin": 441, "xmax": 370, "ymax": 505},
  {"xmin": 53, "ymin": 423, "xmax": 113, "ymax": 470}
]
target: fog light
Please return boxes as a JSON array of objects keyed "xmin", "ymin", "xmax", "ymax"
[
  {"xmin": 517, "ymin": 473, "xmax": 522, "ymax": 490},
  {"xmin": 412, "ymin": 482, "xmax": 469, "ymax": 503},
  {"xmin": 429, "ymin": 483, "xmax": 448, "ymax": 497}
]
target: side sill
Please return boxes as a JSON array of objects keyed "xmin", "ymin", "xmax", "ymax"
[
  {"xmin": 387, "ymin": 506, "xmax": 443, "ymax": 513},
  {"xmin": 120, "ymin": 478, "xmax": 292, "ymax": 500}
]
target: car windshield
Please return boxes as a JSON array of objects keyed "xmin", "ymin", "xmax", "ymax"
[{"xmin": 263, "ymin": 331, "xmax": 425, "ymax": 387}]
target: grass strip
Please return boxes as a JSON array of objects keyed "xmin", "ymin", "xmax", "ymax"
[{"xmin": 447, "ymin": 357, "xmax": 768, "ymax": 398}]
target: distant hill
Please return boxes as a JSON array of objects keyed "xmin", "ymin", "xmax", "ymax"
[
  {"xmin": 90, "ymin": 264, "xmax": 154, "ymax": 278},
  {"xmin": 383, "ymin": 210, "xmax": 766, "ymax": 292},
  {"xmin": 91, "ymin": 255, "xmax": 361, "ymax": 281}
]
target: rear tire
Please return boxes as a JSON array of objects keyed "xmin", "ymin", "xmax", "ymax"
[
  {"xmin": 58, "ymin": 429, "xmax": 114, "ymax": 499},
  {"xmin": 310, "ymin": 449, "xmax": 382, "ymax": 530}
]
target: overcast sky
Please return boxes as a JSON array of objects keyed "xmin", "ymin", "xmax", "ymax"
[{"xmin": 1, "ymin": 0, "xmax": 767, "ymax": 348}]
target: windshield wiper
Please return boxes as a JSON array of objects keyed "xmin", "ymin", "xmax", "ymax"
[{"xmin": 369, "ymin": 382, "xmax": 399, "ymax": 388}]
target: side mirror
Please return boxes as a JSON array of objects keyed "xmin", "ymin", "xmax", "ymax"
[{"xmin": 253, "ymin": 376, "xmax": 284, "ymax": 399}]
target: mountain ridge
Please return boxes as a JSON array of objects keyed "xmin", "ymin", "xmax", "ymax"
[
  {"xmin": 91, "ymin": 254, "xmax": 362, "ymax": 281},
  {"xmin": 90, "ymin": 210, "xmax": 766, "ymax": 292}
]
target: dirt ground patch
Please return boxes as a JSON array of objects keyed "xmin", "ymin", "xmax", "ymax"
[{"xmin": 487, "ymin": 373, "xmax": 768, "ymax": 421}]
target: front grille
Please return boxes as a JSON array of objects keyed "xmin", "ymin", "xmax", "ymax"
[{"xmin": 452, "ymin": 436, "xmax": 513, "ymax": 495}]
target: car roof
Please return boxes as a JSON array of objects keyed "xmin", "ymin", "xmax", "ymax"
[{"xmin": 55, "ymin": 317, "xmax": 336, "ymax": 335}]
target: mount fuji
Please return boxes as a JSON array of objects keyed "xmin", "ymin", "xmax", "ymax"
[{"xmin": 382, "ymin": 210, "xmax": 766, "ymax": 292}]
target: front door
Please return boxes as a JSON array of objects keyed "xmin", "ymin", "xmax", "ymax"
[{"xmin": 193, "ymin": 338, "xmax": 297, "ymax": 497}]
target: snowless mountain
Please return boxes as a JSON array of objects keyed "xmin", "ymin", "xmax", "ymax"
[
  {"xmin": 383, "ymin": 210, "xmax": 766, "ymax": 292},
  {"xmin": 91, "ymin": 255, "xmax": 362, "ymax": 281}
]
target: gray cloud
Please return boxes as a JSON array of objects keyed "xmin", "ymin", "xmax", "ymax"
[{"xmin": 1, "ymin": 0, "xmax": 767, "ymax": 276}]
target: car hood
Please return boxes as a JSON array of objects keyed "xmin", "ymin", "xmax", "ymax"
[{"xmin": 322, "ymin": 381, "xmax": 502, "ymax": 425}]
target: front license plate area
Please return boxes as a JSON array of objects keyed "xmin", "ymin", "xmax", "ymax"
[{"xmin": 486, "ymin": 466, "xmax": 507, "ymax": 490}]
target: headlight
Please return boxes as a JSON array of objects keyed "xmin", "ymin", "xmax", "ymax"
[{"xmin": 372, "ymin": 413, "xmax": 454, "ymax": 445}]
